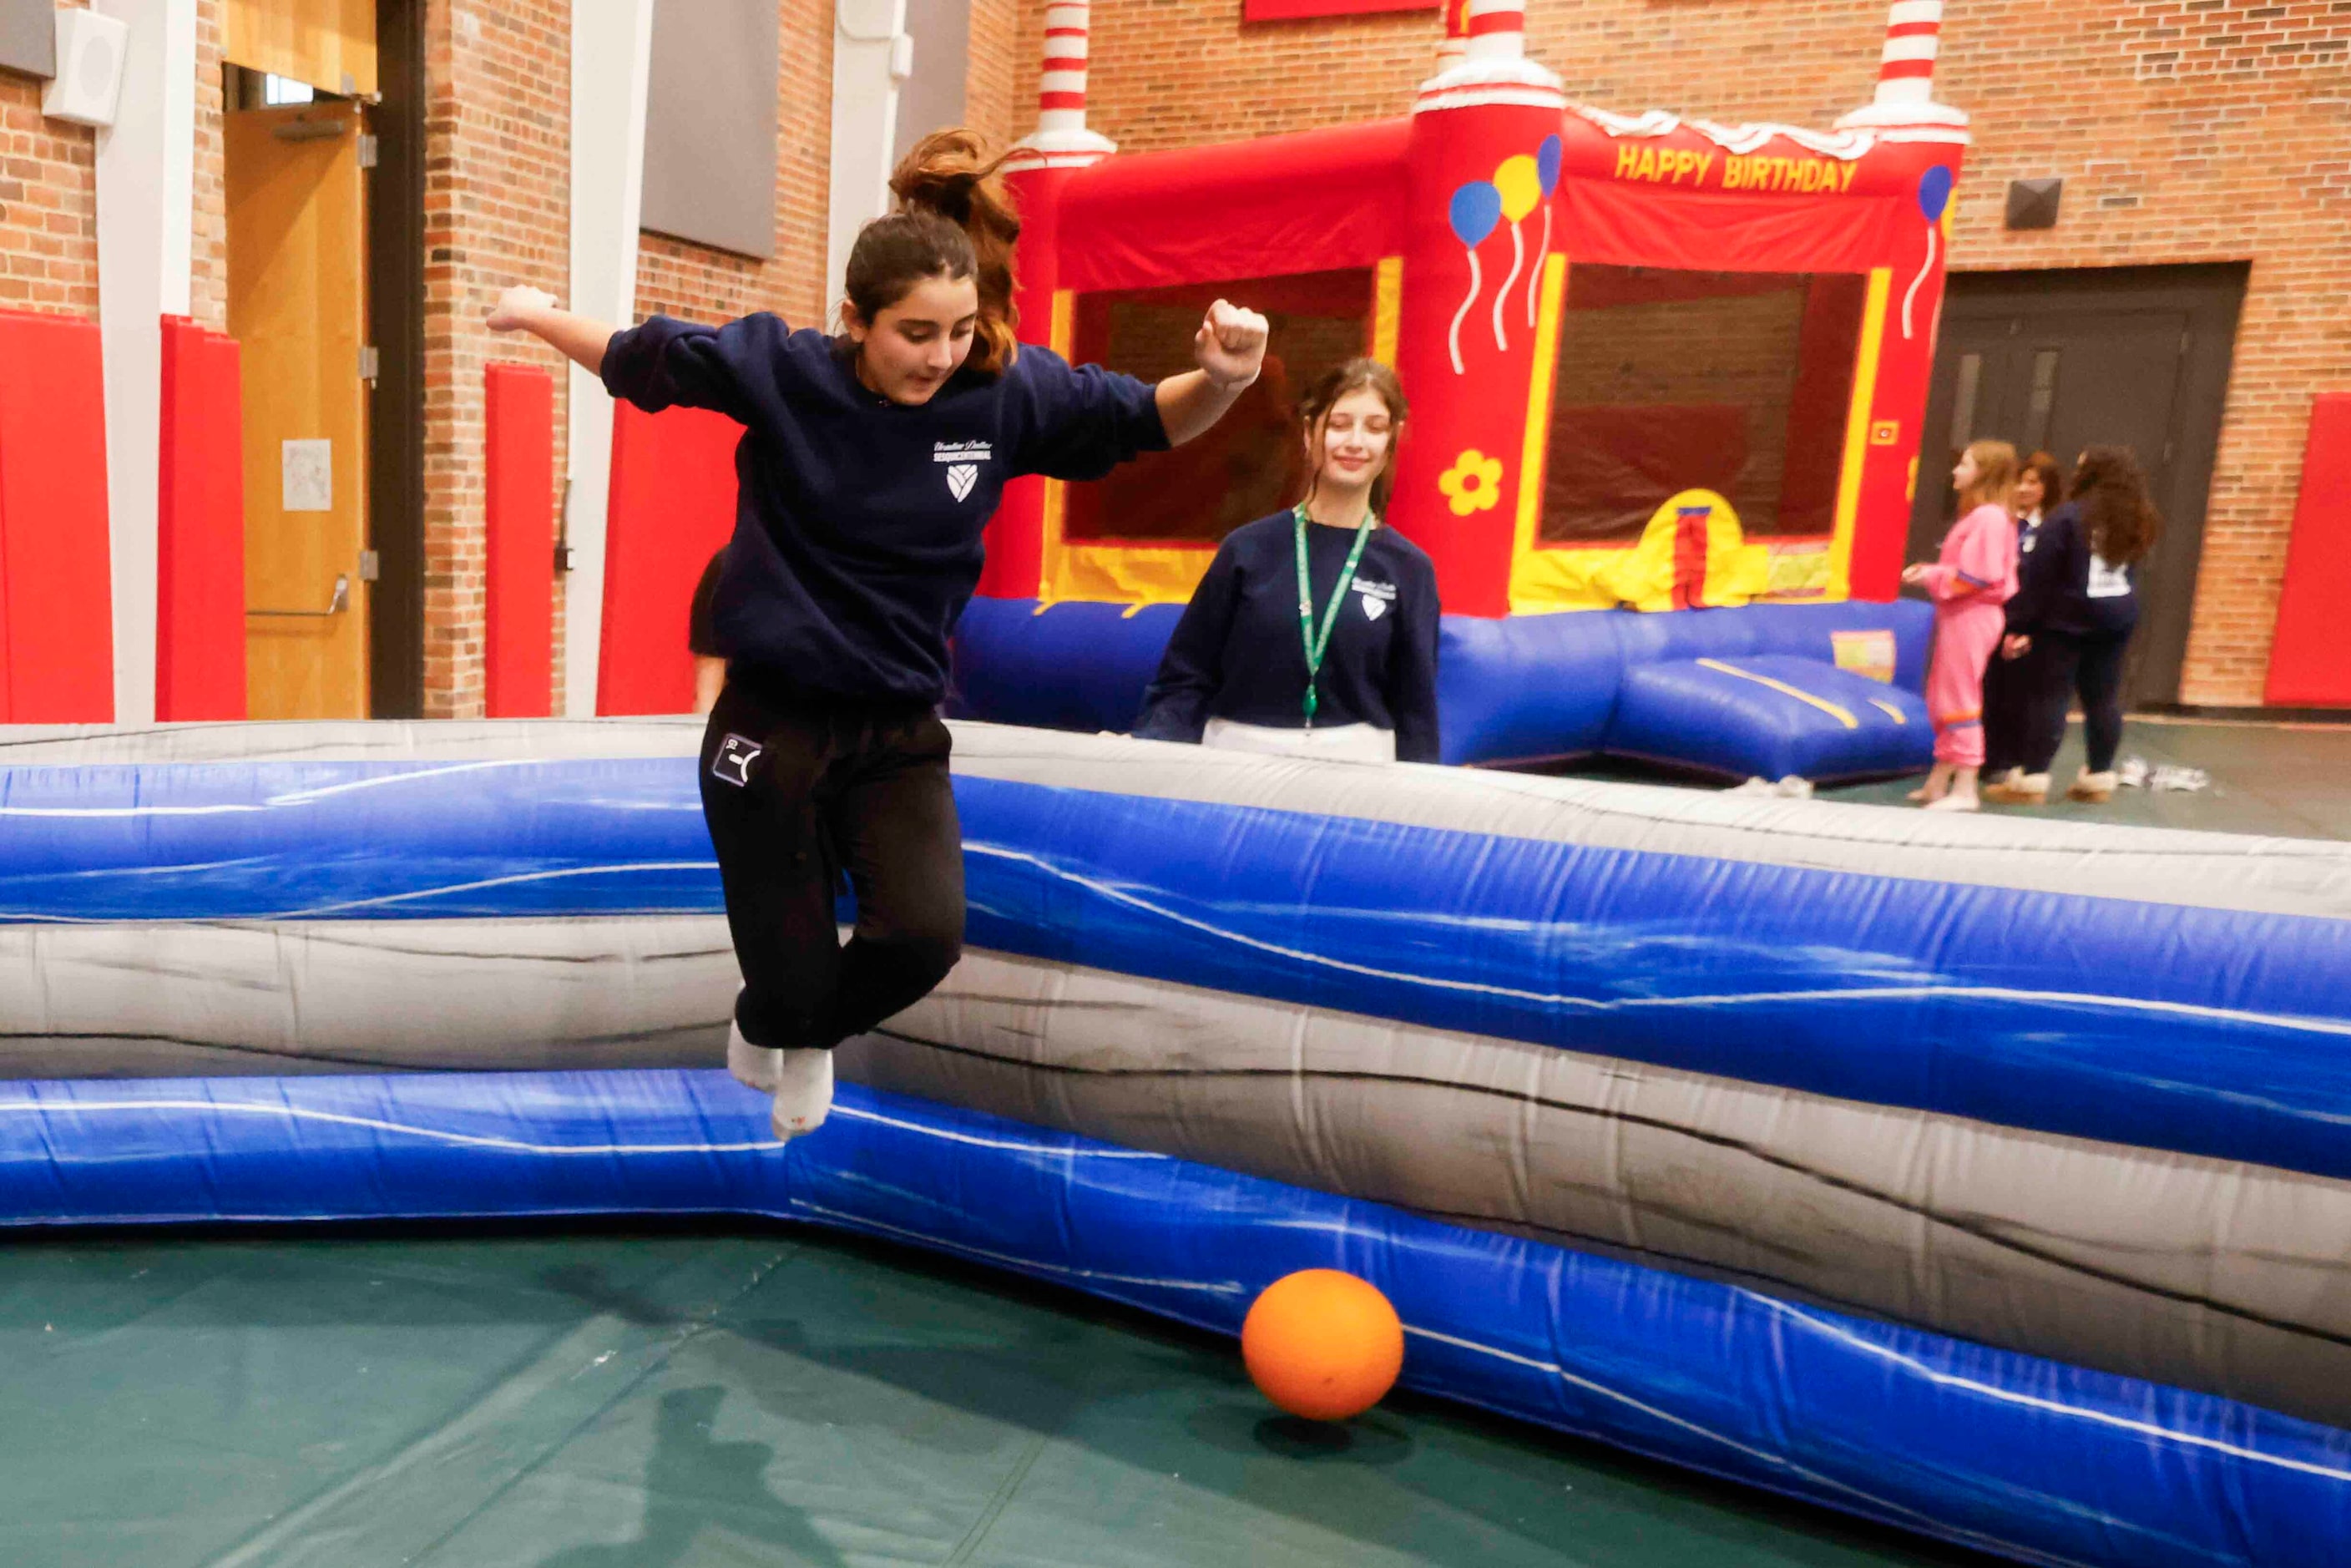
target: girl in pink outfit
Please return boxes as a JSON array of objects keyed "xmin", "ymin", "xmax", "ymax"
[{"xmin": 1901, "ymin": 439, "xmax": 2020, "ymax": 812}]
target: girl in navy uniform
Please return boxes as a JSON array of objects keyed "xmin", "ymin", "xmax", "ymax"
[
  {"xmin": 489, "ymin": 132, "xmax": 1269, "ymax": 1136},
  {"xmin": 1134, "ymin": 359, "xmax": 1440, "ymax": 763},
  {"xmin": 1981, "ymin": 451, "xmax": 2064, "ymax": 791},
  {"xmin": 1990, "ymin": 447, "xmax": 2162, "ymax": 805}
]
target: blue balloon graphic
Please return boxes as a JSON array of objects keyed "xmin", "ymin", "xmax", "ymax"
[
  {"xmin": 1537, "ymin": 134, "xmax": 1563, "ymax": 196},
  {"xmin": 1449, "ymin": 181, "xmax": 1503, "ymax": 249},
  {"xmin": 1917, "ymin": 164, "xmax": 1954, "ymax": 223}
]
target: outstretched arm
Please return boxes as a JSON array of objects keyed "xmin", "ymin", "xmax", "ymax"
[
  {"xmin": 1155, "ymin": 300, "xmax": 1271, "ymax": 448},
  {"xmin": 488, "ymin": 286, "xmax": 617, "ymax": 377}
]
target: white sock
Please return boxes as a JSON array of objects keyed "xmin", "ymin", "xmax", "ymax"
[
  {"xmin": 771, "ymin": 1048, "xmax": 834, "ymax": 1139},
  {"xmin": 726, "ymin": 1018, "xmax": 781, "ymax": 1093}
]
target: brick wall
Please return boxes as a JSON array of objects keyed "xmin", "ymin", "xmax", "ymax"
[
  {"xmin": 418, "ymin": 0, "xmax": 574, "ymax": 717},
  {"xmin": 191, "ymin": 0, "xmax": 226, "ymax": 331},
  {"xmin": 0, "ymin": 3, "xmax": 95, "ymax": 317},
  {"xmin": 1020, "ymin": 0, "xmax": 2351, "ymax": 707}
]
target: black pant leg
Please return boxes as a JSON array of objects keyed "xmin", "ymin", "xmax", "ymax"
[
  {"xmin": 2076, "ymin": 631, "xmax": 2131, "ymax": 773},
  {"xmin": 1982, "ymin": 640, "xmax": 2020, "ymax": 775},
  {"xmin": 2020, "ymin": 633, "xmax": 2082, "ymax": 776},
  {"xmin": 814, "ymin": 711, "xmax": 965, "ymax": 1047},
  {"xmin": 698, "ymin": 684, "xmax": 844, "ymax": 1051}
]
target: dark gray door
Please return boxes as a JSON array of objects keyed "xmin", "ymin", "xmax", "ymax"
[{"xmin": 1908, "ymin": 265, "xmax": 2245, "ymax": 706}]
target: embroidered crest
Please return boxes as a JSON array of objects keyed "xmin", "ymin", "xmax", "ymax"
[
  {"xmin": 1359, "ymin": 592, "xmax": 1388, "ymax": 621},
  {"xmin": 946, "ymin": 463, "xmax": 979, "ymax": 502},
  {"xmin": 710, "ymin": 734, "xmax": 763, "ymax": 788}
]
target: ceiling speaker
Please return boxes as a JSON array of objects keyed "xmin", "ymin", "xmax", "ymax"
[{"xmin": 43, "ymin": 8, "xmax": 128, "ymax": 129}]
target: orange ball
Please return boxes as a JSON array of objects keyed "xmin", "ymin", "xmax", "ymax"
[{"xmin": 1240, "ymin": 1268, "xmax": 1404, "ymax": 1421}]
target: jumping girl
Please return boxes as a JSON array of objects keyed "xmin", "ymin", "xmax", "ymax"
[
  {"xmin": 488, "ymin": 132, "xmax": 1269, "ymax": 1137},
  {"xmin": 1903, "ymin": 439, "xmax": 2020, "ymax": 812},
  {"xmin": 1134, "ymin": 358, "xmax": 1440, "ymax": 763}
]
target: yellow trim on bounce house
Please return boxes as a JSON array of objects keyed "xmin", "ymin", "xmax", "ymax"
[
  {"xmin": 1826, "ymin": 266, "xmax": 1893, "ymax": 601},
  {"xmin": 1372, "ymin": 255, "xmax": 1403, "ymax": 366},
  {"xmin": 1696, "ymin": 657, "xmax": 1858, "ymax": 730},
  {"xmin": 1039, "ymin": 259, "xmax": 1413, "ymax": 609},
  {"xmin": 1507, "ymin": 255, "xmax": 1631, "ymax": 615}
]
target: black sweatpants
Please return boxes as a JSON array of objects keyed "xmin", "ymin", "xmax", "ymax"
[
  {"xmin": 2020, "ymin": 630, "xmax": 2133, "ymax": 776},
  {"xmin": 698, "ymin": 677, "xmax": 964, "ymax": 1053},
  {"xmin": 1981, "ymin": 636, "xmax": 2040, "ymax": 777}
]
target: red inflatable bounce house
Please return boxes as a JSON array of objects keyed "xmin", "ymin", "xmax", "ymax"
[{"xmin": 953, "ymin": 0, "xmax": 1972, "ymax": 779}]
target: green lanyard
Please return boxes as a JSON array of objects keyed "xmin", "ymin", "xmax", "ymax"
[{"xmin": 1293, "ymin": 503, "xmax": 1378, "ymax": 731}]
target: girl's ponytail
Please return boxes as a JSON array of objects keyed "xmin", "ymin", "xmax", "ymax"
[{"xmin": 882, "ymin": 129, "xmax": 1022, "ymax": 373}]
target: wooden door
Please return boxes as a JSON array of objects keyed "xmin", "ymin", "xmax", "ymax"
[{"xmin": 228, "ymin": 102, "xmax": 370, "ymax": 720}]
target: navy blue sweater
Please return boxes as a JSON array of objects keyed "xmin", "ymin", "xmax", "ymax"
[
  {"xmin": 603, "ymin": 314, "xmax": 1167, "ymax": 704},
  {"xmin": 2007, "ymin": 502, "xmax": 2141, "ymax": 638},
  {"xmin": 1134, "ymin": 513, "xmax": 1442, "ymax": 761}
]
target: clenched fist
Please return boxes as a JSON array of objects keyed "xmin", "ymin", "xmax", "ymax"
[
  {"xmin": 1195, "ymin": 299, "xmax": 1269, "ymax": 392},
  {"xmin": 488, "ymin": 285, "xmax": 556, "ymax": 333}
]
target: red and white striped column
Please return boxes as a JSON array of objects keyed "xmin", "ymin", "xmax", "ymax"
[
  {"xmin": 1008, "ymin": 0, "xmax": 1115, "ymax": 168},
  {"xmin": 1873, "ymin": 0, "xmax": 1944, "ymax": 109},
  {"xmin": 1839, "ymin": 0, "xmax": 1968, "ymax": 129},
  {"xmin": 1433, "ymin": 0, "xmax": 1469, "ymax": 72},
  {"xmin": 1461, "ymin": 0, "xmax": 1527, "ymax": 63},
  {"xmin": 1037, "ymin": 2, "xmax": 1092, "ymax": 136}
]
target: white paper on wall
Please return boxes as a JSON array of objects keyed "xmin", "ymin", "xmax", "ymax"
[{"xmin": 282, "ymin": 439, "xmax": 332, "ymax": 513}]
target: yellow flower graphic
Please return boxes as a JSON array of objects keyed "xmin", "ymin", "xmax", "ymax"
[{"xmin": 1437, "ymin": 448, "xmax": 1505, "ymax": 517}]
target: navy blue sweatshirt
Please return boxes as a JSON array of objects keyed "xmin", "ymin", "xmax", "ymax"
[
  {"xmin": 2007, "ymin": 501, "xmax": 2141, "ymax": 638},
  {"xmin": 1134, "ymin": 513, "xmax": 1442, "ymax": 761},
  {"xmin": 602, "ymin": 314, "xmax": 1168, "ymax": 705}
]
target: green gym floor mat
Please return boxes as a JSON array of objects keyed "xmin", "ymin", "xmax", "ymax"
[{"xmin": 0, "ymin": 1222, "xmax": 2000, "ymax": 1568}]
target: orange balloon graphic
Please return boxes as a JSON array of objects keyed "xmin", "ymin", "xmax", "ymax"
[{"xmin": 1240, "ymin": 1269, "xmax": 1406, "ymax": 1421}]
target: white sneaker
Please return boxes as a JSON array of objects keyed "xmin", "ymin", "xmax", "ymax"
[
  {"xmin": 727, "ymin": 1019, "xmax": 781, "ymax": 1093},
  {"xmin": 771, "ymin": 1048, "xmax": 834, "ymax": 1139}
]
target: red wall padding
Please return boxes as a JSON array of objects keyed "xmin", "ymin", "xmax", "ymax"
[
  {"xmin": 598, "ymin": 400, "xmax": 740, "ymax": 715},
  {"xmin": 484, "ymin": 363, "xmax": 556, "ymax": 718},
  {"xmin": 2265, "ymin": 392, "xmax": 2351, "ymax": 706},
  {"xmin": 0, "ymin": 308, "xmax": 114, "ymax": 722},
  {"xmin": 157, "ymin": 316, "xmax": 246, "ymax": 721}
]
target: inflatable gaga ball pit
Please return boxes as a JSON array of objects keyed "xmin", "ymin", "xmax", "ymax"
[{"xmin": 1242, "ymin": 1270, "xmax": 1408, "ymax": 1421}]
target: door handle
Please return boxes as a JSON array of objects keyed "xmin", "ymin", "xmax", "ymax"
[{"xmin": 248, "ymin": 574, "xmax": 351, "ymax": 618}]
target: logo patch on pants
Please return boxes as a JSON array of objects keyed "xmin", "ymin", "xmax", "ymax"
[{"xmin": 710, "ymin": 734, "xmax": 762, "ymax": 787}]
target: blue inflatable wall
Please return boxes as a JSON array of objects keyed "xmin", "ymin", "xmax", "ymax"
[
  {"xmin": 3, "ymin": 725, "xmax": 2347, "ymax": 1568},
  {"xmin": 952, "ymin": 598, "xmax": 1935, "ymax": 776}
]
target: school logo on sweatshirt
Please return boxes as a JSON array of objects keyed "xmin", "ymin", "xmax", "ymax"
[
  {"xmin": 710, "ymin": 734, "xmax": 762, "ymax": 788},
  {"xmin": 935, "ymin": 440, "xmax": 991, "ymax": 503},
  {"xmin": 1355, "ymin": 578, "xmax": 1397, "ymax": 622}
]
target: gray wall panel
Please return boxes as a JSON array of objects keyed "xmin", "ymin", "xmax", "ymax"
[
  {"xmin": 0, "ymin": 0, "xmax": 55, "ymax": 80},
  {"xmin": 642, "ymin": 0, "xmax": 780, "ymax": 260}
]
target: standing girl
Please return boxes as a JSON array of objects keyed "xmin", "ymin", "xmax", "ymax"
[
  {"xmin": 1902, "ymin": 439, "xmax": 2020, "ymax": 812},
  {"xmin": 1133, "ymin": 359, "xmax": 1441, "ymax": 762},
  {"xmin": 488, "ymin": 131, "xmax": 1269, "ymax": 1138},
  {"xmin": 1998, "ymin": 447, "xmax": 2162, "ymax": 804},
  {"xmin": 1980, "ymin": 451, "xmax": 2065, "ymax": 791}
]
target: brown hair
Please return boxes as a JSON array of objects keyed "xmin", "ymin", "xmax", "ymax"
[
  {"xmin": 2020, "ymin": 450, "xmax": 2065, "ymax": 517},
  {"xmin": 1958, "ymin": 438, "xmax": 2019, "ymax": 514},
  {"xmin": 2071, "ymin": 446, "xmax": 2161, "ymax": 566},
  {"xmin": 1297, "ymin": 358, "xmax": 1410, "ymax": 516},
  {"xmin": 842, "ymin": 130, "xmax": 1022, "ymax": 376}
]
